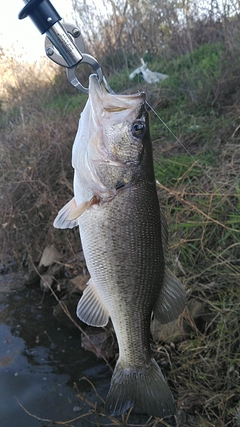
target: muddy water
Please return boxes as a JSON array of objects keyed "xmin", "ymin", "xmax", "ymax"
[
  {"xmin": 0, "ymin": 272, "xmax": 111, "ymax": 427},
  {"xmin": 0, "ymin": 273, "xmax": 176, "ymax": 427}
]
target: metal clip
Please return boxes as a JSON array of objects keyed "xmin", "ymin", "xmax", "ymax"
[
  {"xmin": 45, "ymin": 22, "xmax": 85, "ymax": 68},
  {"xmin": 45, "ymin": 22, "xmax": 103, "ymax": 94},
  {"xmin": 19, "ymin": 0, "xmax": 103, "ymax": 93},
  {"xmin": 66, "ymin": 56, "xmax": 103, "ymax": 94}
]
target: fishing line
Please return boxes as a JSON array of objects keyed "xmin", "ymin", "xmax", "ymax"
[{"xmin": 146, "ymin": 100, "xmax": 240, "ymax": 217}]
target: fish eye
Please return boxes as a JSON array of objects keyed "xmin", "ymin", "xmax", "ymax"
[{"xmin": 132, "ymin": 121, "xmax": 146, "ymax": 137}]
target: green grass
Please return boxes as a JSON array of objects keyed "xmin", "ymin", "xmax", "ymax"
[
  {"xmin": 45, "ymin": 92, "xmax": 86, "ymax": 116},
  {"xmin": 147, "ymin": 44, "xmax": 240, "ymax": 426}
]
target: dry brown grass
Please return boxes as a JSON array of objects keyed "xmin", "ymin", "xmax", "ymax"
[{"xmin": 0, "ymin": 55, "xmax": 85, "ymax": 268}]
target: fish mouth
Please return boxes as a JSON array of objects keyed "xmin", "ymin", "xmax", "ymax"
[{"xmin": 89, "ymin": 74, "xmax": 146, "ymax": 115}]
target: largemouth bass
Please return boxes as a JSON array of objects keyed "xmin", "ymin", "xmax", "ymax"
[{"xmin": 54, "ymin": 74, "xmax": 186, "ymax": 419}]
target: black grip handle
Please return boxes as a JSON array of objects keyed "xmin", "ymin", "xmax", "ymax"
[{"xmin": 18, "ymin": 0, "xmax": 61, "ymax": 34}]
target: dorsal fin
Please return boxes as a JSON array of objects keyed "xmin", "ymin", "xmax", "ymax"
[{"xmin": 153, "ymin": 268, "xmax": 186, "ymax": 324}]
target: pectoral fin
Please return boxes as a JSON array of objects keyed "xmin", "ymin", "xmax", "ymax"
[
  {"xmin": 76, "ymin": 279, "xmax": 109, "ymax": 327},
  {"xmin": 67, "ymin": 196, "xmax": 99, "ymax": 220},
  {"xmin": 153, "ymin": 268, "xmax": 186, "ymax": 324},
  {"xmin": 53, "ymin": 196, "xmax": 99, "ymax": 229},
  {"xmin": 53, "ymin": 197, "xmax": 79, "ymax": 229}
]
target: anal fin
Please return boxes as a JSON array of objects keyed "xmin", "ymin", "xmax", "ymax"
[
  {"xmin": 153, "ymin": 268, "xmax": 186, "ymax": 324},
  {"xmin": 76, "ymin": 279, "xmax": 109, "ymax": 327}
]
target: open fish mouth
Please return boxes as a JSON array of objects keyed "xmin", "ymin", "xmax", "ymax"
[{"xmin": 89, "ymin": 74, "xmax": 146, "ymax": 113}]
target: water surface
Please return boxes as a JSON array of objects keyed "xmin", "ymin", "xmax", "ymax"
[
  {"xmin": 0, "ymin": 273, "xmax": 110, "ymax": 426},
  {"xmin": 0, "ymin": 272, "xmax": 176, "ymax": 427}
]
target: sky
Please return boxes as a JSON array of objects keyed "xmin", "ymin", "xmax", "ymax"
[{"xmin": 0, "ymin": 0, "xmax": 75, "ymax": 62}]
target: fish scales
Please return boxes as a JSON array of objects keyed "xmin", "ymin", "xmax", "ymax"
[
  {"xmin": 54, "ymin": 74, "xmax": 186, "ymax": 419},
  {"xmin": 80, "ymin": 182, "xmax": 163, "ymax": 364}
]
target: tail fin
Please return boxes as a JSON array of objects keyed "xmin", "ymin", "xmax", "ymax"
[{"xmin": 105, "ymin": 358, "xmax": 176, "ymax": 418}]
